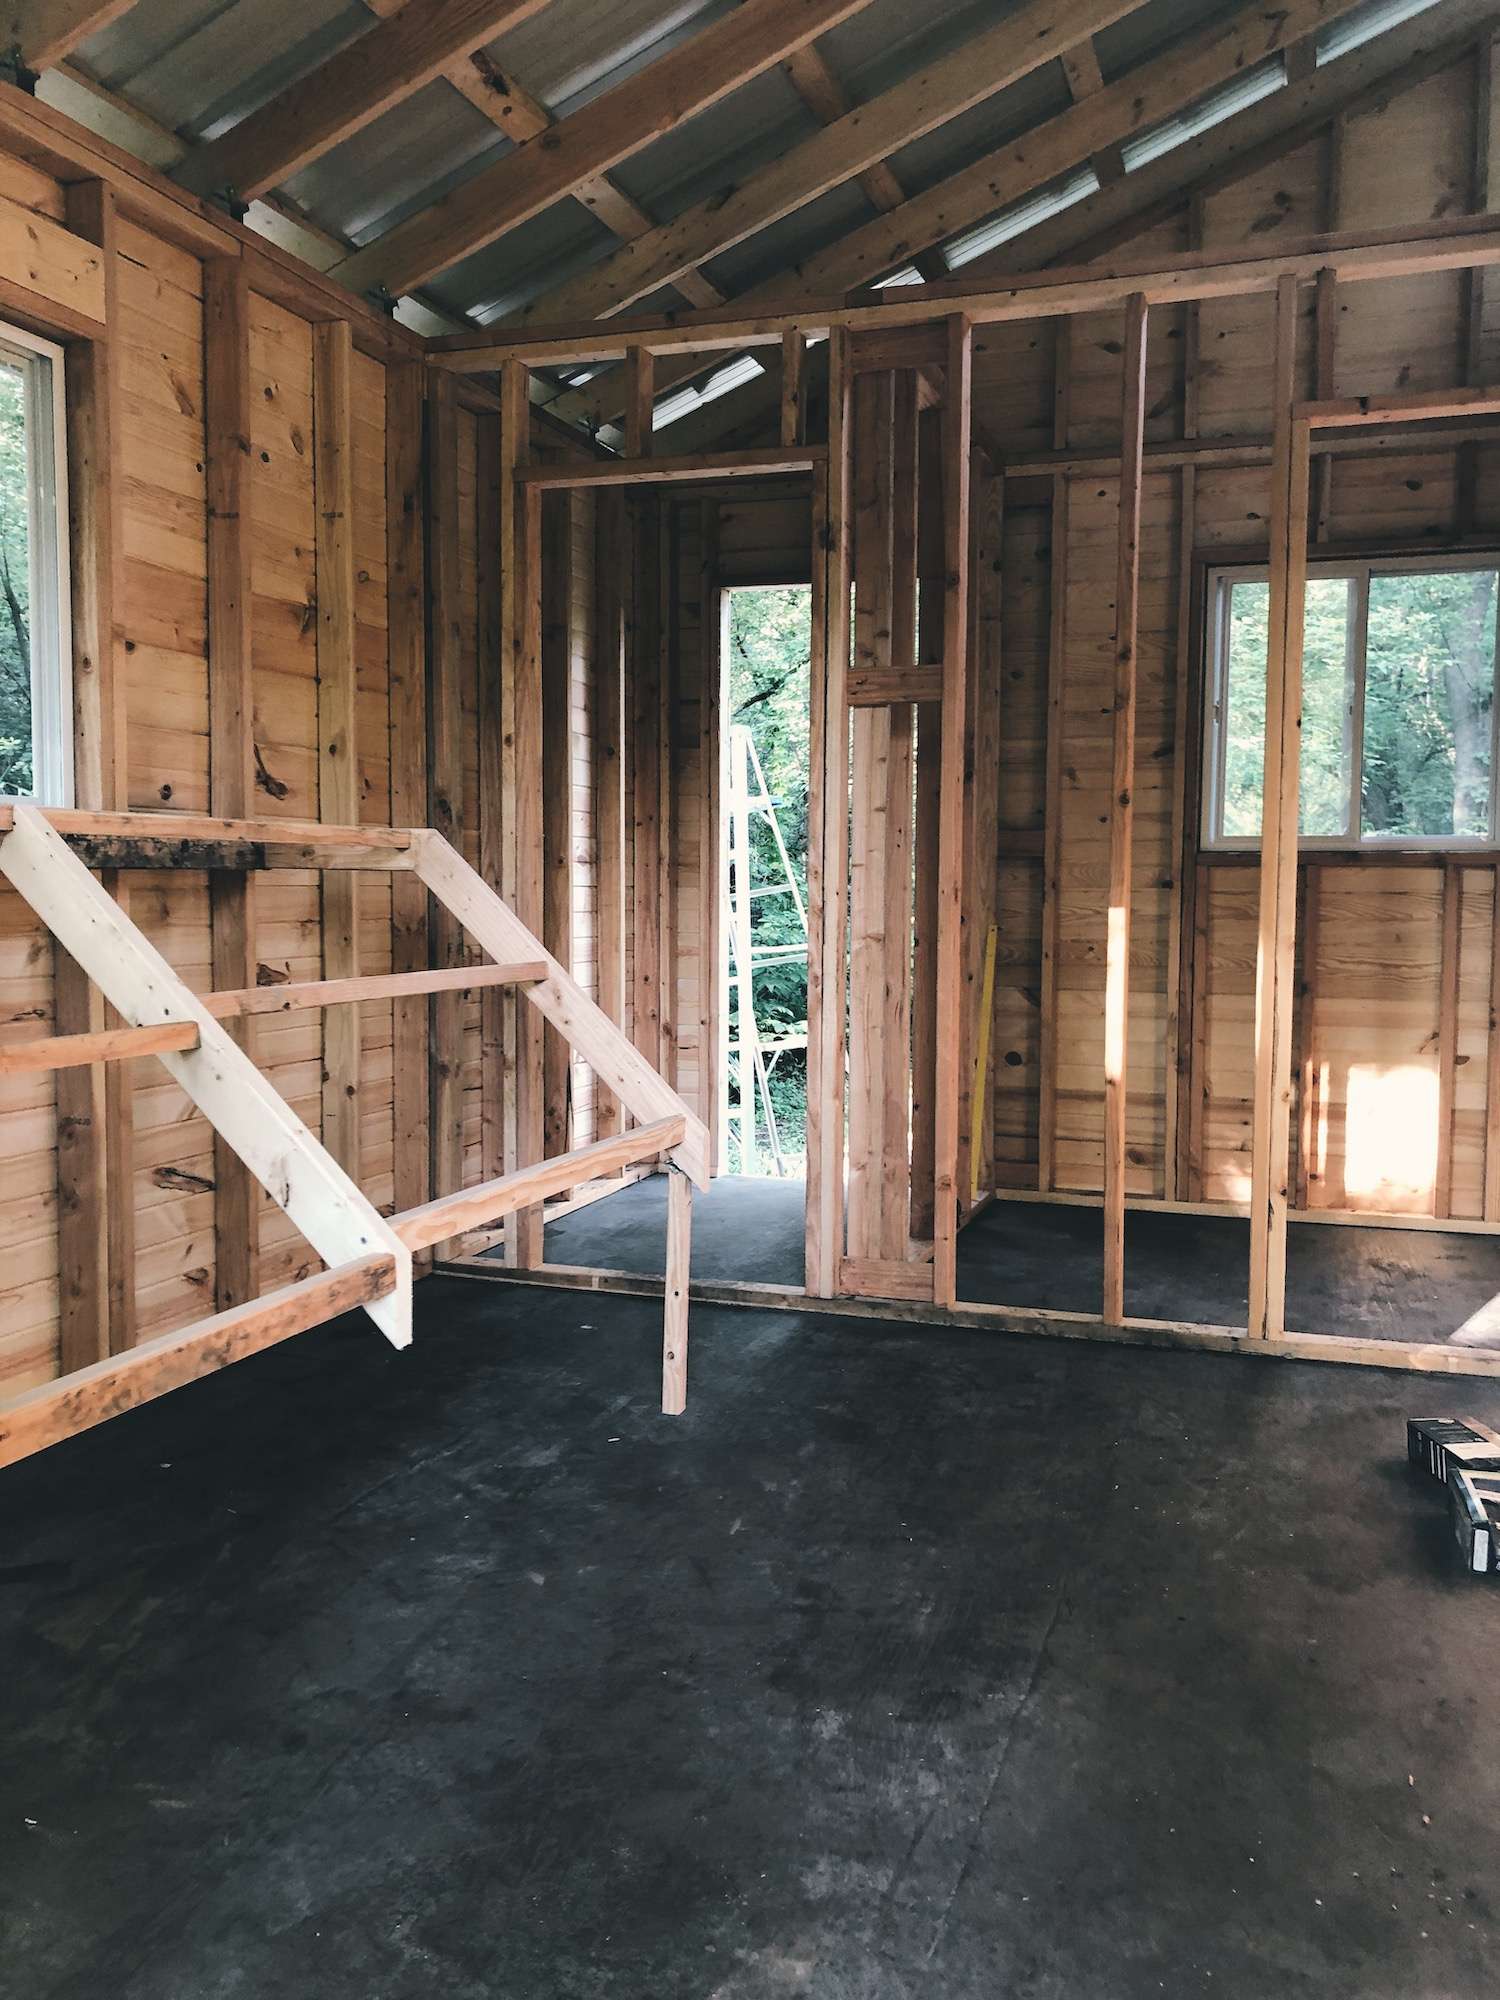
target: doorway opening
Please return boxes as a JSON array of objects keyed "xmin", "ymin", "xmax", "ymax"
[{"xmin": 720, "ymin": 584, "xmax": 812, "ymax": 1178}]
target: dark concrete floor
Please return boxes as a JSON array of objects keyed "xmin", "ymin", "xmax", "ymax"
[
  {"xmin": 546, "ymin": 1178, "xmax": 1500, "ymax": 1347},
  {"xmin": 5, "ymin": 1276, "xmax": 1500, "ymax": 1996}
]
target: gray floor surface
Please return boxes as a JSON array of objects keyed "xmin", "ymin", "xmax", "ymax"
[
  {"xmin": 4, "ymin": 1276, "xmax": 1500, "ymax": 1995},
  {"xmin": 544, "ymin": 1176, "xmax": 1500, "ymax": 1346}
]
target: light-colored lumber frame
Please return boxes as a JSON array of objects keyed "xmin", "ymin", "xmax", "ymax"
[{"xmin": 0, "ymin": 810, "xmax": 709, "ymax": 1465}]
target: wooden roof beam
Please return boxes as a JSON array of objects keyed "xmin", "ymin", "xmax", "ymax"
[
  {"xmin": 444, "ymin": 50, "xmax": 724, "ymax": 307},
  {"xmin": 781, "ymin": 41, "xmax": 946, "ymax": 282},
  {"xmin": 635, "ymin": 0, "xmax": 1498, "ymax": 455},
  {"xmin": 553, "ymin": 0, "xmax": 1380, "ymax": 429},
  {"xmin": 1059, "ymin": 37, "xmax": 1127, "ymax": 185},
  {"xmin": 505, "ymin": 0, "xmax": 1144, "ymax": 330},
  {"xmin": 3, "ymin": 0, "xmax": 134, "ymax": 73},
  {"xmin": 329, "ymin": 0, "xmax": 882, "ymax": 301},
  {"xmin": 175, "ymin": 0, "xmax": 558, "ymax": 207}
]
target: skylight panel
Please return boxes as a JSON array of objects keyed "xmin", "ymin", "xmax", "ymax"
[
  {"xmin": 1316, "ymin": 0, "xmax": 1441, "ymax": 64},
  {"xmin": 652, "ymin": 353, "xmax": 766, "ymax": 430},
  {"xmin": 1120, "ymin": 58, "xmax": 1286, "ymax": 174},
  {"xmin": 942, "ymin": 168, "xmax": 1100, "ymax": 272}
]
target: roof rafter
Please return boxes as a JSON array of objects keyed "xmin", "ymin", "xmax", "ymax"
[
  {"xmin": 330, "ymin": 0, "xmax": 881, "ymax": 301},
  {"xmin": 560, "ymin": 0, "xmax": 1381, "ymax": 430},
  {"xmin": 780, "ymin": 41, "xmax": 945, "ymax": 282},
  {"xmin": 443, "ymin": 49, "xmax": 725, "ymax": 307},
  {"xmin": 506, "ymin": 0, "xmax": 1143, "ymax": 329},
  {"xmin": 175, "ymin": 0, "xmax": 557, "ymax": 206},
  {"xmin": 3, "ymin": 0, "xmax": 134, "ymax": 71},
  {"xmin": 656, "ymin": 0, "xmax": 1497, "ymax": 454}
]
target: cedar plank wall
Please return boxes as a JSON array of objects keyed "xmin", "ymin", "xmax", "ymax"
[
  {"xmin": 0, "ymin": 153, "xmax": 598, "ymax": 1388},
  {"xmin": 987, "ymin": 51, "xmax": 1500, "ymax": 1227}
]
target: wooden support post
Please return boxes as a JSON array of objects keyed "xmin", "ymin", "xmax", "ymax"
[
  {"xmin": 1248, "ymin": 276, "xmax": 1310, "ymax": 1342},
  {"xmin": 426, "ymin": 367, "xmax": 466, "ymax": 1223},
  {"xmin": 1436, "ymin": 862, "xmax": 1462, "ymax": 1220},
  {"xmin": 593, "ymin": 486, "xmax": 627, "ymax": 1139},
  {"xmin": 780, "ymin": 329, "xmax": 805, "ymax": 448},
  {"xmin": 699, "ymin": 500, "xmax": 724, "ymax": 1168},
  {"xmin": 1102, "ymin": 293, "xmax": 1147, "ymax": 1327},
  {"xmin": 512, "ymin": 398, "xmax": 546, "ymax": 1263},
  {"xmin": 204, "ymin": 255, "xmax": 259, "ymax": 1314},
  {"xmin": 909, "ymin": 408, "xmax": 944, "ymax": 1241},
  {"xmin": 932, "ymin": 315, "xmax": 972, "ymax": 1307},
  {"xmin": 846, "ymin": 370, "xmax": 899, "ymax": 1262},
  {"xmin": 629, "ymin": 497, "xmax": 665, "ymax": 1078},
  {"xmin": 314, "ymin": 320, "xmax": 360, "ymax": 1180},
  {"xmin": 497, "ymin": 359, "xmax": 530, "ymax": 1245},
  {"xmin": 541, "ymin": 490, "xmax": 574, "ymax": 1161},
  {"xmin": 1294, "ymin": 862, "xmax": 1321, "ymax": 1211},
  {"xmin": 624, "ymin": 344, "xmax": 654, "ymax": 459},
  {"xmin": 1037, "ymin": 308, "xmax": 1069, "ymax": 1196},
  {"xmin": 662, "ymin": 1167, "xmax": 692, "ymax": 1415},
  {"xmin": 59, "ymin": 177, "xmax": 127, "ymax": 1365},
  {"xmin": 386, "ymin": 359, "xmax": 432, "ymax": 1232},
  {"xmin": 1164, "ymin": 464, "xmax": 1198, "ymax": 1202},
  {"xmin": 476, "ymin": 409, "xmax": 505, "ymax": 1191},
  {"xmin": 957, "ymin": 459, "xmax": 1002, "ymax": 1221},
  {"xmin": 804, "ymin": 329, "xmax": 853, "ymax": 1297}
]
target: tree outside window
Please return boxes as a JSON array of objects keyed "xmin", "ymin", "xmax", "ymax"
[{"xmin": 1205, "ymin": 558, "xmax": 1499, "ymax": 849}]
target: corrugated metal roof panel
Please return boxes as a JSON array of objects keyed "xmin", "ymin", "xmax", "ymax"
[
  {"xmin": 816, "ymin": 0, "xmax": 1018, "ymax": 100},
  {"xmin": 284, "ymin": 79, "xmax": 508, "ymax": 248},
  {"xmin": 483, "ymin": 0, "xmax": 734, "ymax": 115},
  {"xmin": 83, "ymin": 0, "xmax": 363, "ymax": 139},
  {"xmin": 424, "ymin": 201, "xmax": 621, "ymax": 323},
  {"xmin": 607, "ymin": 66, "xmax": 821, "ymax": 213},
  {"xmin": 1095, "ymin": 0, "xmax": 1234, "ymax": 79},
  {"xmin": 702, "ymin": 177, "xmax": 879, "ymax": 295},
  {"xmin": 883, "ymin": 58, "xmax": 1075, "ymax": 196}
]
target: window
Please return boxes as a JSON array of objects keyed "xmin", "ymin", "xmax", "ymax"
[
  {"xmin": 1203, "ymin": 558, "xmax": 1500, "ymax": 849},
  {"xmin": 0, "ymin": 322, "xmax": 70, "ymax": 803}
]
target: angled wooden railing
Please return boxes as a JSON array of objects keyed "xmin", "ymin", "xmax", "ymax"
[{"xmin": 0, "ymin": 806, "xmax": 707, "ymax": 1466}]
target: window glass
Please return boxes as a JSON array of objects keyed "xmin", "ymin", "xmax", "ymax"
[
  {"xmin": 1361, "ymin": 568, "xmax": 1495, "ymax": 840},
  {"xmin": 0, "ymin": 327, "xmax": 66, "ymax": 803},
  {"xmin": 1299, "ymin": 576, "xmax": 1353, "ymax": 837},
  {"xmin": 1219, "ymin": 578, "xmax": 1268, "ymax": 838},
  {"xmin": 0, "ymin": 350, "xmax": 33, "ymax": 794},
  {"xmin": 1205, "ymin": 560, "xmax": 1498, "ymax": 849}
]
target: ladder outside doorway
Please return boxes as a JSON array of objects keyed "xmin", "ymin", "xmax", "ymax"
[{"xmin": 723, "ymin": 723, "xmax": 808, "ymax": 1177}]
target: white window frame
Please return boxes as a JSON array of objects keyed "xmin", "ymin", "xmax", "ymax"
[
  {"xmin": 0, "ymin": 318, "xmax": 71, "ymax": 806},
  {"xmin": 1202, "ymin": 552, "xmax": 1500, "ymax": 852}
]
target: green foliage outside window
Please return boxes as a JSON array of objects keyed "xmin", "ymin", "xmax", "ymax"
[
  {"xmin": 1215, "ymin": 564, "xmax": 1497, "ymax": 845},
  {"xmin": 0, "ymin": 358, "xmax": 32, "ymax": 796},
  {"xmin": 726, "ymin": 585, "xmax": 811, "ymax": 1173}
]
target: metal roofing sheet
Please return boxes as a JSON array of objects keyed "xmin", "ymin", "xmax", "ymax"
[
  {"xmin": 61, "ymin": 0, "xmax": 1365, "ymax": 336},
  {"xmin": 284, "ymin": 79, "xmax": 508, "ymax": 248}
]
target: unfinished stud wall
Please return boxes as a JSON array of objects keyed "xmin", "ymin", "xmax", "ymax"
[
  {"xmin": 981, "ymin": 47, "xmax": 1500, "ymax": 1227},
  {"xmin": 0, "ymin": 136, "xmax": 614, "ymax": 1389}
]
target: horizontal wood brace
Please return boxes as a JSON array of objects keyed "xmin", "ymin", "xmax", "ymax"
[
  {"xmin": 847, "ymin": 664, "xmax": 944, "ymax": 705},
  {"xmin": 0, "ymin": 1255, "xmax": 397, "ymax": 1470},
  {"xmin": 391, "ymin": 1117, "xmax": 687, "ymax": 1252},
  {"xmin": 0, "ymin": 1020, "xmax": 199, "ymax": 1073},
  {"xmin": 203, "ymin": 962, "xmax": 548, "ymax": 1020},
  {"xmin": 0, "ymin": 804, "xmax": 418, "ymax": 852},
  {"xmin": 519, "ymin": 445, "xmax": 825, "ymax": 488}
]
